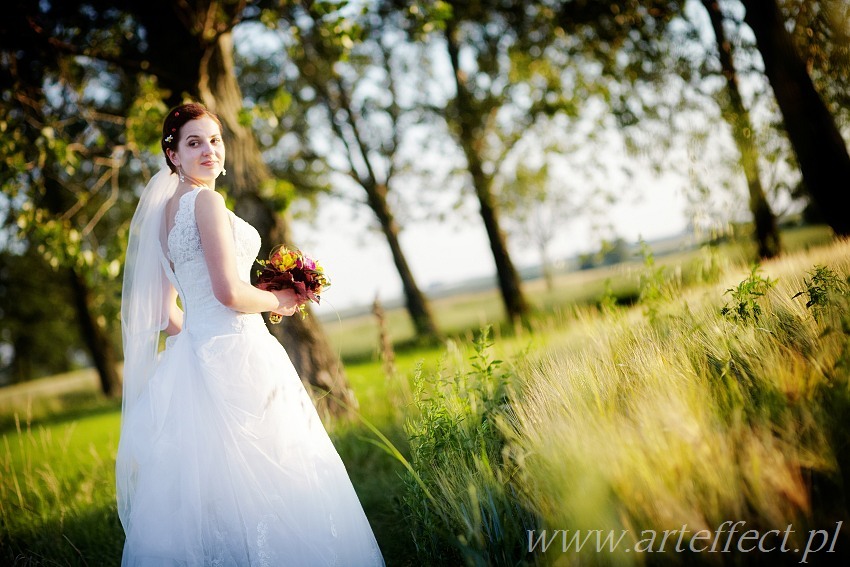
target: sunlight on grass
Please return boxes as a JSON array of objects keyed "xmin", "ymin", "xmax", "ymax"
[{"xmin": 507, "ymin": 237, "xmax": 850, "ymax": 564}]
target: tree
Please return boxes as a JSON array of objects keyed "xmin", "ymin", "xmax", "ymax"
[
  {"xmin": 741, "ymin": 0, "xmax": 850, "ymax": 235},
  {"xmin": 545, "ymin": 0, "xmax": 786, "ymax": 257},
  {"xmin": 440, "ymin": 3, "xmax": 533, "ymax": 326},
  {"xmin": 0, "ymin": 249, "xmax": 88, "ymax": 384},
  {"xmin": 501, "ymin": 150, "xmax": 573, "ymax": 293},
  {"xmin": 782, "ymin": 0, "xmax": 850, "ymax": 222},
  {"xmin": 389, "ymin": 0, "xmax": 555, "ymax": 326},
  {"xmin": 700, "ymin": 0, "xmax": 780, "ymax": 258},
  {"xmin": 252, "ymin": 4, "xmax": 441, "ymax": 342},
  {"xmin": 0, "ymin": 5, "xmax": 133, "ymax": 395},
  {"xmin": 429, "ymin": 0, "xmax": 697, "ymax": 326},
  {"xmin": 785, "ymin": 0, "xmax": 850, "ymax": 132}
]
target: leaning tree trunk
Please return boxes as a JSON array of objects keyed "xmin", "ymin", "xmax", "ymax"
[
  {"xmin": 198, "ymin": 32, "xmax": 355, "ymax": 417},
  {"xmin": 703, "ymin": 0, "xmax": 780, "ymax": 259},
  {"xmin": 742, "ymin": 0, "xmax": 850, "ymax": 236},
  {"xmin": 319, "ymin": 74, "xmax": 441, "ymax": 342},
  {"xmin": 445, "ymin": 20, "xmax": 530, "ymax": 326},
  {"xmin": 364, "ymin": 180, "xmax": 441, "ymax": 341},
  {"xmin": 69, "ymin": 269, "xmax": 121, "ymax": 397}
]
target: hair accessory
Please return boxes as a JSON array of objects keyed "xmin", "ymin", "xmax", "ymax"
[
  {"xmin": 164, "ymin": 134, "xmax": 173, "ymax": 143},
  {"xmin": 174, "ymin": 111, "xmax": 179, "ymax": 116}
]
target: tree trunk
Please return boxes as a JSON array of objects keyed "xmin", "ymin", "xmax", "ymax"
[
  {"xmin": 365, "ymin": 181, "xmax": 441, "ymax": 341},
  {"xmin": 742, "ymin": 0, "xmax": 850, "ymax": 235},
  {"xmin": 444, "ymin": 20, "xmax": 530, "ymax": 326},
  {"xmin": 12, "ymin": 337, "xmax": 33, "ymax": 385},
  {"xmin": 68, "ymin": 269, "xmax": 121, "ymax": 397},
  {"xmin": 703, "ymin": 0, "xmax": 780, "ymax": 259},
  {"xmin": 312, "ymin": 62, "xmax": 441, "ymax": 342},
  {"xmin": 197, "ymin": 32, "xmax": 356, "ymax": 417}
]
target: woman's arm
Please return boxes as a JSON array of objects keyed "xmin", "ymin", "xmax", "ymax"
[{"xmin": 195, "ymin": 189, "xmax": 300, "ymax": 317}]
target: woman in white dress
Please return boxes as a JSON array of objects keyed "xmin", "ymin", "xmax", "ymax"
[{"xmin": 117, "ymin": 103, "xmax": 384, "ymax": 566}]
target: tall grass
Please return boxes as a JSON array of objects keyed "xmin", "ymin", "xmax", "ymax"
[
  {"xmin": 398, "ymin": 238, "xmax": 850, "ymax": 566},
  {"xmin": 400, "ymin": 329, "xmax": 539, "ymax": 566},
  {"xmin": 510, "ymin": 239, "xmax": 850, "ymax": 565}
]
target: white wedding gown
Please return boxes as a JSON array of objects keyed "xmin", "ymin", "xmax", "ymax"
[{"xmin": 117, "ymin": 187, "xmax": 384, "ymax": 566}]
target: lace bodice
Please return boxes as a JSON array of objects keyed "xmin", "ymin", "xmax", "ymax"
[{"xmin": 165, "ymin": 187, "xmax": 266, "ymax": 338}]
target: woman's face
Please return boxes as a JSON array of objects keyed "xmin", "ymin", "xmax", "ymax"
[{"xmin": 168, "ymin": 116, "xmax": 226, "ymax": 184}]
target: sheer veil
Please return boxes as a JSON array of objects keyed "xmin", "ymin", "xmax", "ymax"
[{"xmin": 116, "ymin": 165, "xmax": 178, "ymax": 527}]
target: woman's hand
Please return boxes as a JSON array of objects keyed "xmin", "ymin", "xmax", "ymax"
[{"xmin": 270, "ymin": 288, "xmax": 302, "ymax": 318}]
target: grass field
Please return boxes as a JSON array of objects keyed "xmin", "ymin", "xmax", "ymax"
[{"xmin": 1, "ymin": 224, "xmax": 846, "ymax": 566}]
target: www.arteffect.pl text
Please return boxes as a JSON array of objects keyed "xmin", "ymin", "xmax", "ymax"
[{"xmin": 528, "ymin": 520, "xmax": 843, "ymax": 564}]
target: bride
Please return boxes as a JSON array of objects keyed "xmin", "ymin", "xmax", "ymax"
[{"xmin": 117, "ymin": 102, "xmax": 384, "ymax": 566}]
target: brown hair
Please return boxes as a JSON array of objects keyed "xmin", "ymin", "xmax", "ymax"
[{"xmin": 161, "ymin": 103, "xmax": 224, "ymax": 174}]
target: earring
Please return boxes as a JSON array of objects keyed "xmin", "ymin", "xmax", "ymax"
[
  {"xmin": 222, "ymin": 168, "xmax": 227, "ymax": 177},
  {"xmin": 178, "ymin": 166, "xmax": 185, "ymax": 183}
]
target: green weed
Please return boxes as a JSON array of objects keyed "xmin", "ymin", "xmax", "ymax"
[
  {"xmin": 792, "ymin": 265, "xmax": 849, "ymax": 323},
  {"xmin": 638, "ymin": 240, "xmax": 665, "ymax": 322},
  {"xmin": 401, "ymin": 328, "xmax": 538, "ymax": 566},
  {"xmin": 721, "ymin": 264, "xmax": 775, "ymax": 324}
]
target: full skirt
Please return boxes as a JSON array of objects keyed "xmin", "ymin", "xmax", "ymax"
[{"xmin": 117, "ymin": 325, "xmax": 384, "ymax": 567}]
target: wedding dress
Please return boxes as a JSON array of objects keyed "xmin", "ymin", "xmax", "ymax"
[{"xmin": 117, "ymin": 185, "xmax": 384, "ymax": 566}]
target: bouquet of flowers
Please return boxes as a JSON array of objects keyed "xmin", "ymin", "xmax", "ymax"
[{"xmin": 255, "ymin": 245, "xmax": 330, "ymax": 323}]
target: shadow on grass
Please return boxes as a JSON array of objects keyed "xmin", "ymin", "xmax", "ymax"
[
  {"xmin": 0, "ymin": 393, "xmax": 122, "ymax": 434},
  {"xmin": 2, "ymin": 501, "xmax": 125, "ymax": 567},
  {"xmin": 332, "ymin": 421, "xmax": 419, "ymax": 566}
]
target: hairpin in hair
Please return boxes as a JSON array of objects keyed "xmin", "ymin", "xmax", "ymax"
[{"xmin": 164, "ymin": 134, "xmax": 173, "ymax": 143}]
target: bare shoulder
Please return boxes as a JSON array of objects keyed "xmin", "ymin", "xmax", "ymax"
[
  {"xmin": 194, "ymin": 188, "xmax": 226, "ymax": 209},
  {"xmin": 194, "ymin": 189, "xmax": 229, "ymax": 229}
]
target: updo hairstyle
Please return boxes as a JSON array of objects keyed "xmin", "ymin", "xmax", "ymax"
[{"xmin": 161, "ymin": 103, "xmax": 224, "ymax": 174}]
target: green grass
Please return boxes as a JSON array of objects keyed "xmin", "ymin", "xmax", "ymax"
[
  {"xmin": 1, "ymin": 406, "xmax": 124, "ymax": 565},
  {"xmin": 0, "ymin": 223, "xmax": 844, "ymax": 566},
  {"xmin": 394, "ymin": 232, "xmax": 850, "ymax": 566}
]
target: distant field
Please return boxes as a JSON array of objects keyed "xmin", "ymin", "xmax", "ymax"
[{"xmin": 323, "ymin": 224, "xmax": 835, "ymax": 361}]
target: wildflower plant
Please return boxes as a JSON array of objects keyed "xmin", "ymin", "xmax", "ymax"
[
  {"xmin": 401, "ymin": 328, "xmax": 538, "ymax": 566},
  {"xmin": 721, "ymin": 265, "xmax": 775, "ymax": 324},
  {"xmin": 638, "ymin": 239, "xmax": 667, "ymax": 324},
  {"xmin": 792, "ymin": 265, "xmax": 849, "ymax": 323}
]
